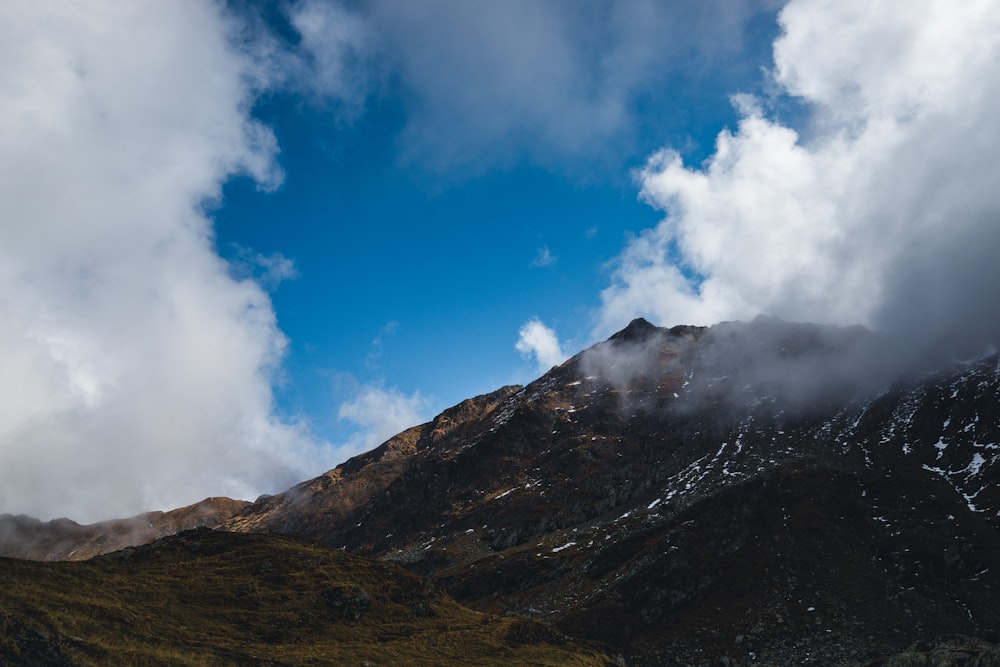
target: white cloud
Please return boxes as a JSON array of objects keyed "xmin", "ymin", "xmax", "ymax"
[
  {"xmin": 287, "ymin": 0, "xmax": 378, "ymax": 116},
  {"xmin": 531, "ymin": 245, "xmax": 557, "ymax": 268},
  {"xmin": 600, "ymin": 0, "xmax": 1000, "ymax": 361},
  {"xmin": 0, "ymin": 2, "xmax": 330, "ymax": 522},
  {"xmin": 337, "ymin": 385, "xmax": 430, "ymax": 455},
  {"xmin": 228, "ymin": 247, "xmax": 299, "ymax": 291},
  {"xmin": 294, "ymin": 0, "xmax": 777, "ymax": 172},
  {"xmin": 516, "ymin": 319, "xmax": 567, "ymax": 372}
]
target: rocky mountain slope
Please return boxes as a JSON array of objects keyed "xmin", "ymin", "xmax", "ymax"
[
  {"xmin": 3, "ymin": 317, "xmax": 999, "ymax": 665},
  {"xmin": 222, "ymin": 317, "xmax": 1000, "ymax": 665}
]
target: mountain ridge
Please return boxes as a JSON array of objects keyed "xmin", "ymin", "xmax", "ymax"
[
  {"xmin": 217, "ymin": 316, "xmax": 1000, "ymax": 664},
  {"xmin": 0, "ymin": 496, "xmax": 248, "ymax": 561}
]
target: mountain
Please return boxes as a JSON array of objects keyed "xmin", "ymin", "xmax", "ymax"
[
  {"xmin": 3, "ymin": 317, "xmax": 1000, "ymax": 665},
  {"xmin": 0, "ymin": 496, "xmax": 249, "ymax": 561},
  {"xmin": 221, "ymin": 317, "xmax": 1000, "ymax": 665},
  {"xmin": 0, "ymin": 528, "xmax": 615, "ymax": 666}
]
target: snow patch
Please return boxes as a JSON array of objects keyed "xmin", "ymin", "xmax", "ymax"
[
  {"xmin": 967, "ymin": 453, "xmax": 986, "ymax": 476},
  {"xmin": 934, "ymin": 439, "xmax": 949, "ymax": 459}
]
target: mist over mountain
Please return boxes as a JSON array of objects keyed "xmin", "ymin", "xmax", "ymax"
[{"xmin": 4, "ymin": 316, "xmax": 998, "ymax": 665}]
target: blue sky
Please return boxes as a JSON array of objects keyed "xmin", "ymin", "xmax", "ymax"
[
  {"xmin": 215, "ymin": 96, "xmax": 720, "ymax": 440},
  {"xmin": 3, "ymin": 1, "xmax": 1000, "ymax": 521},
  {"xmin": 211, "ymin": 0, "xmax": 782, "ymax": 444}
]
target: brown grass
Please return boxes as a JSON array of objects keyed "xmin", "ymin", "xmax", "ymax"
[{"xmin": 0, "ymin": 529, "xmax": 614, "ymax": 666}]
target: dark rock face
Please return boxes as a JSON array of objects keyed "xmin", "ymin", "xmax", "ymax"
[{"xmin": 216, "ymin": 317, "xmax": 1000, "ymax": 665}]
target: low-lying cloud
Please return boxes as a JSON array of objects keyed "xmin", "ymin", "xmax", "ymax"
[
  {"xmin": 600, "ymin": 0, "xmax": 1000, "ymax": 367},
  {"xmin": 582, "ymin": 317, "xmax": 886, "ymax": 419}
]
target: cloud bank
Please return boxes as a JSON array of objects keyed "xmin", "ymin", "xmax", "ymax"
[
  {"xmin": 0, "ymin": 2, "xmax": 331, "ymax": 522},
  {"xmin": 600, "ymin": 0, "xmax": 1000, "ymax": 364}
]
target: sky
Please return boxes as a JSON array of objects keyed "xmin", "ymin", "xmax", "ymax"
[{"xmin": 2, "ymin": 0, "xmax": 999, "ymax": 522}]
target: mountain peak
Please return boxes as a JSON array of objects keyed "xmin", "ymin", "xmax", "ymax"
[{"xmin": 608, "ymin": 317, "xmax": 661, "ymax": 343}]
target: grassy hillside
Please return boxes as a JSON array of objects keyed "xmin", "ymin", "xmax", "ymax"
[{"xmin": 0, "ymin": 529, "xmax": 614, "ymax": 666}]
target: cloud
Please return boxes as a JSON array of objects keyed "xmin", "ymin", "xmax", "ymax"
[
  {"xmin": 228, "ymin": 246, "xmax": 299, "ymax": 291},
  {"xmin": 531, "ymin": 245, "xmax": 557, "ymax": 268},
  {"xmin": 291, "ymin": 0, "xmax": 778, "ymax": 172},
  {"xmin": 516, "ymin": 319, "xmax": 567, "ymax": 372},
  {"xmin": 286, "ymin": 0, "xmax": 379, "ymax": 116},
  {"xmin": 0, "ymin": 2, "xmax": 330, "ymax": 522},
  {"xmin": 581, "ymin": 316, "xmax": 882, "ymax": 422},
  {"xmin": 599, "ymin": 0, "xmax": 1000, "ymax": 363},
  {"xmin": 337, "ymin": 385, "xmax": 430, "ymax": 455},
  {"xmin": 365, "ymin": 320, "xmax": 399, "ymax": 370}
]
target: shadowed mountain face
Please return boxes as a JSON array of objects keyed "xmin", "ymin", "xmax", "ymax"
[{"xmin": 4, "ymin": 318, "xmax": 1000, "ymax": 665}]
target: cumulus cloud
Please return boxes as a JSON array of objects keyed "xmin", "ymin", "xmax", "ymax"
[
  {"xmin": 600, "ymin": 0, "xmax": 1000, "ymax": 364},
  {"xmin": 337, "ymin": 385, "xmax": 430, "ymax": 455},
  {"xmin": 516, "ymin": 319, "xmax": 567, "ymax": 372},
  {"xmin": 0, "ymin": 2, "xmax": 330, "ymax": 522}
]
